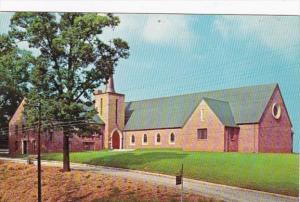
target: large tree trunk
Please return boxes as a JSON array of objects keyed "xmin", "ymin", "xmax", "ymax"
[{"xmin": 63, "ymin": 133, "xmax": 71, "ymax": 171}]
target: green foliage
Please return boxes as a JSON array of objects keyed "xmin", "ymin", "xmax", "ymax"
[
  {"xmin": 0, "ymin": 34, "xmax": 32, "ymax": 130},
  {"xmin": 8, "ymin": 12, "xmax": 129, "ymax": 133},
  {"xmin": 42, "ymin": 149, "xmax": 299, "ymax": 196}
]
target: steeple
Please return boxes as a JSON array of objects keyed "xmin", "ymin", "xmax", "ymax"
[
  {"xmin": 94, "ymin": 73, "xmax": 125, "ymax": 149},
  {"xmin": 105, "ymin": 75, "xmax": 115, "ymax": 93}
]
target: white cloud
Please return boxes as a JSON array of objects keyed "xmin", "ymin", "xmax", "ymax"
[
  {"xmin": 142, "ymin": 15, "xmax": 193, "ymax": 45},
  {"xmin": 214, "ymin": 16, "xmax": 300, "ymax": 51},
  {"xmin": 101, "ymin": 14, "xmax": 195, "ymax": 46}
]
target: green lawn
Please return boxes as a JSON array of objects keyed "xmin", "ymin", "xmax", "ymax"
[{"xmin": 42, "ymin": 149, "xmax": 299, "ymax": 196}]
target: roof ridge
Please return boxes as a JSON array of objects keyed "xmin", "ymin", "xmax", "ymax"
[
  {"xmin": 201, "ymin": 97, "xmax": 229, "ymax": 103},
  {"xmin": 125, "ymin": 83, "xmax": 278, "ymax": 104}
]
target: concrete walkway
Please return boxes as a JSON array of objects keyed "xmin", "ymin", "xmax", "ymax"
[
  {"xmin": 0, "ymin": 157, "xmax": 298, "ymax": 202},
  {"xmin": 0, "ymin": 149, "xmax": 8, "ymax": 154}
]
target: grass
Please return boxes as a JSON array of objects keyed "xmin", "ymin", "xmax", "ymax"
[{"xmin": 42, "ymin": 149, "xmax": 299, "ymax": 196}]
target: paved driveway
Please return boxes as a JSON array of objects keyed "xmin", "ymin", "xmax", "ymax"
[{"xmin": 0, "ymin": 157, "xmax": 298, "ymax": 202}]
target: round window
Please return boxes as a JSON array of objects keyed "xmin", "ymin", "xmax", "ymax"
[{"xmin": 272, "ymin": 103, "xmax": 281, "ymax": 119}]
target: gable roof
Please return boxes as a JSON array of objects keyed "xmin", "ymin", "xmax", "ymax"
[
  {"xmin": 80, "ymin": 105, "xmax": 105, "ymax": 125},
  {"xmin": 202, "ymin": 98, "xmax": 236, "ymax": 127},
  {"xmin": 124, "ymin": 83, "xmax": 277, "ymax": 131}
]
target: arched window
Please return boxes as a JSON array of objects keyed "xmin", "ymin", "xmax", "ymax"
[
  {"xmin": 156, "ymin": 133, "xmax": 161, "ymax": 144},
  {"xmin": 170, "ymin": 133, "xmax": 175, "ymax": 144},
  {"xmin": 142, "ymin": 134, "xmax": 148, "ymax": 145},
  {"xmin": 131, "ymin": 135, "xmax": 135, "ymax": 145}
]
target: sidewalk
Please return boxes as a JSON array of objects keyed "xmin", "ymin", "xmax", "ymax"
[{"xmin": 0, "ymin": 157, "xmax": 298, "ymax": 202}]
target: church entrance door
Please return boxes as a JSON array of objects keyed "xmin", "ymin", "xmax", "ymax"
[{"xmin": 112, "ymin": 131, "xmax": 120, "ymax": 149}]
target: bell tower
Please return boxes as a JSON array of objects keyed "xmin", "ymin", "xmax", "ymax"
[{"xmin": 94, "ymin": 75, "xmax": 125, "ymax": 149}]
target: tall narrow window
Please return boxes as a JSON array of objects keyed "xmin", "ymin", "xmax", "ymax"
[
  {"xmin": 130, "ymin": 135, "xmax": 135, "ymax": 145},
  {"xmin": 100, "ymin": 98, "xmax": 103, "ymax": 115},
  {"xmin": 142, "ymin": 134, "xmax": 148, "ymax": 145},
  {"xmin": 169, "ymin": 133, "xmax": 175, "ymax": 144},
  {"xmin": 156, "ymin": 133, "xmax": 161, "ymax": 144},
  {"xmin": 115, "ymin": 99, "xmax": 118, "ymax": 124},
  {"xmin": 200, "ymin": 109, "xmax": 204, "ymax": 122}
]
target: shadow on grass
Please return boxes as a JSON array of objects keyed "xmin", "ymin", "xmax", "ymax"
[{"xmin": 87, "ymin": 151, "xmax": 188, "ymax": 169}]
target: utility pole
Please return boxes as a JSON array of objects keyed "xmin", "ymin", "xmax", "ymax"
[
  {"xmin": 176, "ymin": 164, "xmax": 184, "ymax": 202},
  {"xmin": 27, "ymin": 128, "xmax": 30, "ymax": 164},
  {"xmin": 181, "ymin": 164, "xmax": 183, "ymax": 202},
  {"xmin": 37, "ymin": 102, "xmax": 42, "ymax": 202}
]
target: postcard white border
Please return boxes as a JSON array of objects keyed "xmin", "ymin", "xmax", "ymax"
[{"xmin": 0, "ymin": 0, "xmax": 299, "ymax": 15}]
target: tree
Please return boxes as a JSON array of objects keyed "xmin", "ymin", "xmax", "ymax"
[
  {"xmin": 9, "ymin": 12, "xmax": 129, "ymax": 171},
  {"xmin": 0, "ymin": 34, "xmax": 31, "ymax": 133}
]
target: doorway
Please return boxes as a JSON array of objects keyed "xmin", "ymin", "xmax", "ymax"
[
  {"xmin": 112, "ymin": 131, "xmax": 120, "ymax": 149},
  {"xmin": 22, "ymin": 141, "xmax": 28, "ymax": 154}
]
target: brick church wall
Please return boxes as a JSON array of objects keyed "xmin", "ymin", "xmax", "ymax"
[
  {"xmin": 258, "ymin": 86, "xmax": 292, "ymax": 153},
  {"xmin": 182, "ymin": 100, "xmax": 225, "ymax": 152},
  {"xmin": 238, "ymin": 124, "xmax": 259, "ymax": 152},
  {"xmin": 123, "ymin": 128, "xmax": 183, "ymax": 149},
  {"xmin": 9, "ymin": 127, "xmax": 103, "ymax": 156},
  {"xmin": 8, "ymin": 100, "xmax": 104, "ymax": 155}
]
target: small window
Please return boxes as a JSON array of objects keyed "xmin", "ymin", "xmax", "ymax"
[
  {"xmin": 170, "ymin": 133, "xmax": 175, "ymax": 144},
  {"xmin": 230, "ymin": 133, "xmax": 235, "ymax": 141},
  {"xmin": 84, "ymin": 142, "xmax": 94, "ymax": 150},
  {"xmin": 156, "ymin": 133, "xmax": 161, "ymax": 144},
  {"xmin": 229, "ymin": 129, "xmax": 235, "ymax": 141},
  {"xmin": 142, "ymin": 134, "xmax": 148, "ymax": 145},
  {"xmin": 197, "ymin": 129, "xmax": 207, "ymax": 140},
  {"xmin": 131, "ymin": 135, "xmax": 135, "ymax": 145}
]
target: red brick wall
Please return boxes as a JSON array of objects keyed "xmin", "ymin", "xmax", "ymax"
[
  {"xmin": 238, "ymin": 124, "xmax": 259, "ymax": 152},
  {"xmin": 182, "ymin": 100, "xmax": 225, "ymax": 152},
  {"xmin": 8, "ymin": 101, "xmax": 104, "ymax": 155},
  {"xmin": 258, "ymin": 86, "xmax": 292, "ymax": 153},
  {"xmin": 124, "ymin": 128, "xmax": 183, "ymax": 149},
  {"xmin": 9, "ymin": 128, "xmax": 104, "ymax": 156}
]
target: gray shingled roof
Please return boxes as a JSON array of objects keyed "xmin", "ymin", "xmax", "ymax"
[
  {"xmin": 202, "ymin": 97, "xmax": 237, "ymax": 127},
  {"xmin": 81, "ymin": 105, "xmax": 105, "ymax": 125},
  {"xmin": 124, "ymin": 83, "xmax": 277, "ymax": 131}
]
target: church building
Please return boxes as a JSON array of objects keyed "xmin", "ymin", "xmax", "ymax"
[{"xmin": 9, "ymin": 76, "xmax": 293, "ymax": 155}]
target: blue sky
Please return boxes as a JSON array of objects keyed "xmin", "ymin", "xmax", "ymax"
[{"xmin": 1, "ymin": 13, "xmax": 299, "ymax": 152}]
